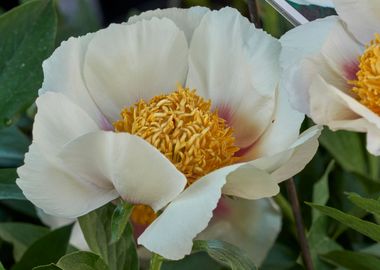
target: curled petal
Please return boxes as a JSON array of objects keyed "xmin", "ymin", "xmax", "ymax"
[
  {"xmin": 17, "ymin": 145, "xmax": 118, "ymax": 218},
  {"xmin": 59, "ymin": 131, "xmax": 187, "ymax": 211},
  {"xmin": 138, "ymin": 165, "xmax": 235, "ymax": 260}
]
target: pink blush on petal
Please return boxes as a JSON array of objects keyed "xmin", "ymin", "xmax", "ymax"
[
  {"xmin": 343, "ymin": 60, "xmax": 359, "ymax": 81},
  {"xmin": 99, "ymin": 114, "xmax": 114, "ymax": 131},
  {"xmin": 216, "ymin": 104, "xmax": 233, "ymax": 127}
]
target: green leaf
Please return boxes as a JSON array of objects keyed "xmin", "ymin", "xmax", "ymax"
[
  {"xmin": 56, "ymin": 251, "xmax": 109, "ymax": 270},
  {"xmin": 192, "ymin": 240, "xmax": 257, "ymax": 270},
  {"xmin": 1, "ymin": 199, "xmax": 38, "ymax": 218},
  {"xmin": 0, "ymin": 0, "xmax": 57, "ymax": 129},
  {"xmin": 347, "ymin": 193, "xmax": 380, "ymax": 217},
  {"xmin": 78, "ymin": 203, "xmax": 139, "ymax": 270},
  {"xmin": 307, "ymin": 217, "xmax": 342, "ymax": 270},
  {"xmin": 0, "ymin": 126, "xmax": 30, "ymax": 167},
  {"xmin": 33, "ymin": 251, "xmax": 110, "ymax": 270},
  {"xmin": 12, "ymin": 224, "xmax": 73, "ymax": 270},
  {"xmin": 321, "ymin": 250, "xmax": 380, "ymax": 270},
  {"xmin": 319, "ymin": 129, "xmax": 367, "ymax": 175},
  {"xmin": 0, "ymin": 169, "xmax": 25, "ymax": 200},
  {"xmin": 110, "ymin": 201, "xmax": 133, "ymax": 244},
  {"xmin": 312, "ymin": 160, "xmax": 334, "ymax": 222},
  {"xmin": 308, "ymin": 203, "xmax": 380, "ymax": 242},
  {"xmin": 0, "ymin": 222, "xmax": 49, "ymax": 261},
  {"xmin": 261, "ymin": 243, "xmax": 303, "ymax": 270},
  {"xmin": 0, "ymin": 261, "xmax": 5, "ymax": 270},
  {"xmin": 163, "ymin": 252, "xmax": 223, "ymax": 270}
]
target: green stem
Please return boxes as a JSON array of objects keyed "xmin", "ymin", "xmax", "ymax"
[{"xmin": 149, "ymin": 253, "xmax": 164, "ymax": 270}]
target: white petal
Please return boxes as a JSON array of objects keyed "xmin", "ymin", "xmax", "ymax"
[
  {"xmin": 270, "ymin": 126, "xmax": 322, "ymax": 182},
  {"xmin": 319, "ymin": 19, "xmax": 362, "ymax": 86},
  {"xmin": 17, "ymin": 144, "xmax": 118, "ymax": 218},
  {"xmin": 84, "ymin": 18, "xmax": 188, "ymax": 121},
  {"xmin": 126, "ymin": 7, "xmax": 209, "ymax": 43},
  {"xmin": 59, "ymin": 131, "xmax": 186, "ymax": 211},
  {"xmin": 187, "ymin": 7, "xmax": 279, "ymax": 148},
  {"xmin": 198, "ymin": 198, "xmax": 282, "ymax": 266},
  {"xmin": 33, "ymin": 92, "xmax": 99, "ymax": 155},
  {"xmin": 366, "ymin": 125, "xmax": 380, "ymax": 156},
  {"xmin": 241, "ymin": 86, "xmax": 304, "ymax": 160},
  {"xmin": 223, "ymin": 164, "xmax": 280, "ymax": 200},
  {"xmin": 333, "ymin": 0, "xmax": 380, "ymax": 44},
  {"xmin": 280, "ymin": 16, "xmax": 339, "ymax": 70},
  {"xmin": 322, "ymin": 80, "xmax": 380, "ymax": 129},
  {"xmin": 280, "ymin": 16, "xmax": 343, "ymax": 115},
  {"xmin": 309, "ymin": 75, "xmax": 358, "ymax": 125},
  {"xmin": 41, "ymin": 34, "xmax": 106, "ymax": 127},
  {"xmin": 138, "ymin": 165, "xmax": 235, "ymax": 260}
]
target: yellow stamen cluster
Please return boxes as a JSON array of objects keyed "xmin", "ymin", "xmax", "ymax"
[
  {"xmin": 130, "ymin": 205, "xmax": 157, "ymax": 226},
  {"xmin": 113, "ymin": 86, "xmax": 239, "ymax": 225},
  {"xmin": 351, "ymin": 34, "xmax": 380, "ymax": 115}
]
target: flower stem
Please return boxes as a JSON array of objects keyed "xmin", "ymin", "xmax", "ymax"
[
  {"xmin": 247, "ymin": 0, "xmax": 261, "ymax": 27},
  {"xmin": 149, "ymin": 253, "xmax": 164, "ymax": 270},
  {"xmin": 285, "ymin": 178, "xmax": 314, "ymax": 270}
]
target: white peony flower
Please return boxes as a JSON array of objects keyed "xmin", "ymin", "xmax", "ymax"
[
  {"xmin": 281, "ymin": 0, "xmax": 380, "ymax": 155},
  {"xmin": 17, "ymin": 6, "xmax": 320, "ymax": 260},
  {"xmin": 287, "ymin": 0, "xmax": 334, "ymax": 8}
]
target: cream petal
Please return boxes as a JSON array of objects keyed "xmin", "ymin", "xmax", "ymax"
[
  {"xmin": 333, "ymin": 0, "xmax": 380, "ymax": 44},
  {"xmin": 247, "ymin": 126, "xmax": 321, "ymax": 182},
  {"xmin": 17, "ymin": 144, "xmax": 119, "ymax": 218},
  {"xmin": 33, "ymin": 92, "xmax": 99, "ymax": 156},
  {"xmin": 198, "ymin": 198, "xmax": 282, "ymax": 266},
  {"xmin": 222, "ymin": 164, "xmax": 280, "ymax": 200},
  {"xmin": 270, "ymin": 126, "xmax": 322, "ymax": 182},
  {"xmin": 138, "ymin": 165, "xmax": 235, "ymax": 260},
  {"xmin": 366, "ymin": 125, "xmax": 380, "ymax": 156},
  {"xmin": 280, "ymin": 16, "xmax": 339, "ymax": 69},
  {"xmin": 40, "ymin": 34, "xmax": 106, "ymax": 126},
  {"xmin": 187, "ymin": 7, "xmax": 279, "ymax": 148},
  {"xmin": 59, "ymin": 131, "xmax": 186, "ymax": 211},
  {"xmin": 241, "ymin": 86, "xmax": 304, "ymax": 161},
  {"xmin": 309, "ymin": 75, "xmax": 358, "ymax": 125},
  {"xmin": 126, "ymin": 7, "xmax": 209, "ymax": 43},
  {"xmin": 280, "ymin": 16, "xmax": 344, "ymax": 115},
  {"xmin": 83, "ymin": 18, "xmax": 188, "ymax": 121},
  {"xmin": 322, "ymin": 80, "xmax": 380, "ymax": 129},
  {"xmin": 319, "ymin": 20, "xmax": 362, "ymax": 88}
]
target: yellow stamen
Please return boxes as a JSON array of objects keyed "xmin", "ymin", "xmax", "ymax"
[
  {"xmin": 113, "ymin": 85, "xmax": 239, "ymax": 225},
  {"xmin": 351, "ymin": 34, "xmax": 380, "ymax": 115},
  {"xmin": 130, "ymin": 205, "xmax": 157, "ymax": 226}
]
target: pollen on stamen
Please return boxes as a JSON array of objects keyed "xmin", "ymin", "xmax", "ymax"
[
  {"xmin": 113, "ymin": 85, "xmax": 240, "ymax": 225},
  {"xmin": 351, "ymin": 34, "xmax": 380, "ymax": 115}
]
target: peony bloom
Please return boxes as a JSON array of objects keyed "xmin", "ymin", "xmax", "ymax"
[
  {"xmin": 281, "ymin": 0, "xmax": 380, "ymax": 155},
  {"xmin": 288, "ymin": 0, "xmax": 334, "ymax": 8},
  {"xmin": 17, "ymin": 6, "xmax": 320, "ymax": 260}
]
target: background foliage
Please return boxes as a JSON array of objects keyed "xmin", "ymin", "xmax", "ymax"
[{"xmin": 0, "ymin": 0, "xmax": 379, "ymax": 269}]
